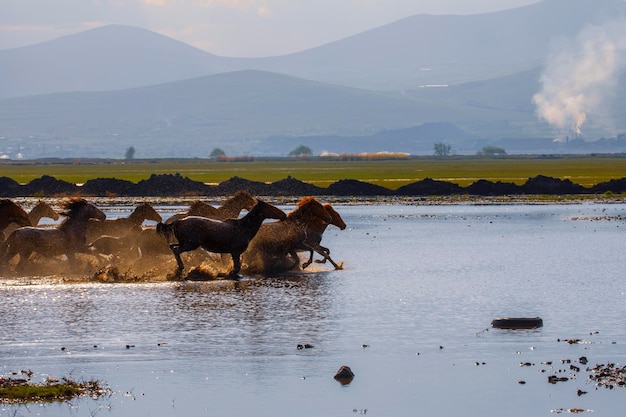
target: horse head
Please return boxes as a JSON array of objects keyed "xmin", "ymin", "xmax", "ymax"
[
  {"xmin": 60, "ymin": 198, "xmax": 106, "ymax": 222},
  {"xmin": 33, "ymin": 200, "xmax": 61, "ymax": 221},
  {"xmin": 323, "ymin": 204, "xmax": 347, "ymax": 230},
  {"xmin": 137, "ymin": 202, "xmax": 162, "ymax": 223},
  {"xmin": 291, "ymin": 196, "xmax": 332, "ymax": 224},
  {"xmin": 253, "ymin": 200, "xmax": 287, "ymax": 222},
  {"xmin": 232, "ymin": 190, "xmax": 256, "ymax": 211}
]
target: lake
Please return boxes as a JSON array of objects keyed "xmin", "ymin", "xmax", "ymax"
[{"xmin": 1, "ymin": 201, "xmax": 626, "ymax": 416}]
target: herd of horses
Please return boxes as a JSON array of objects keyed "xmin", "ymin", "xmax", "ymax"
[{"xmin": 0, "ymin": 191, "xmax": 346, "ymax": 279}]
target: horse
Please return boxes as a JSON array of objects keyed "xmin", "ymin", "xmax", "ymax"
[
  {"xmin": 299, "ymin": 203, "xmax": 346, "ymax": 270},
  {"xmin": 0, "ymin": 199, "xmax": 32, "ymax": 240},
  {"xmin": 87, "ymin": 202, "xmax": 162, "ymax": 243},
  {"xmin": 0, "ymin": 198, "xmax": 106, "ymax": 272},
  {"xmin": 165, "ymin": 190, "xmax": 256, "ymax": 224},
  {"xmin": 2, "ymin": 200, "xmax": 60, "ymax": 239},
  {"xmin": 241, "ymin": 196, "xmax": 333, "ymax": 274},
  {"xmin": 88, "ymin": 225, "xmax": 143, "ymax": 261},
  {"xmin": 156, "ymin": 199, "xmax": 286, "ymax": 278}
]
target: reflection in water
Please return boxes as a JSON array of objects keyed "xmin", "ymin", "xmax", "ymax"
[{"xmin": 165, "ymin": 272, "xmax": 333, "ymax": 358}]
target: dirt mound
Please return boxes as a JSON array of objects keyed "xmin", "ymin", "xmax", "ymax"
[{"xmin": 2, "ymin": 173, "xmax": 626, "ymax": 197}]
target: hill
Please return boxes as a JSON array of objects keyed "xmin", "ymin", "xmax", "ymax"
[
  {"xmin": 0, "ymin": 71, "xmax": 495, "ymax": 158},
  {"xmin": 2, "ymin": 65, "xmax": 625, "ymax": 159}
]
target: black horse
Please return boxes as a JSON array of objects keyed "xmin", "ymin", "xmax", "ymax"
[{"xmin": 156, "ymin": 199, "xmax": 286, "ymax": 277}]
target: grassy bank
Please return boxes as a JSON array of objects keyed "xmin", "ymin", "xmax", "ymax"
[{"xmin": 2, "ymin": 155, "xmax": 626, "ymax": 189}]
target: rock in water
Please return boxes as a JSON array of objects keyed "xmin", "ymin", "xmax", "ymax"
[{"xmin": 334, "ymin": 365, "xmax": 355, "ymax": 384}]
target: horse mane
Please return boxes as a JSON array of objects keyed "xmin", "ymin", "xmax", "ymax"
[
  {"xmin": 224, "ymin": 190, "xmax": 255, "ymax": 206},
  {"xmin": 189, "ymin": 200, "xmax": 209, "ymax": 210},
  {"xmin": 59, "ymin": 197, "xmax": 89, "ymax": 217},
  {"xmin": 296, "ymin": 196, "xmax": 316, "ymax": 208},
  {"xmin": 287, "ymin": 196, "xmax": 326, "ymax": 221},
  {"xmin": 233, "ymin": 190, "xmax": 252, "ymax": 198}
]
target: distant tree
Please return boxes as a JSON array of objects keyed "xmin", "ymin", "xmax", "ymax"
[
  {"xmin": 477, "ymin": 146, "xmax": 507, "ymax": 156},
  {"xmin": 289, "ymin": 145, "xmax": 313, "ymax": 156},
  {"xmin": 210, "ymin": 148, "xmax": 226, "ymax": 158},
  {"xmin": 125, "ymin": 146, "xmax": 136, "ymax": 160},
  {"xmin": 433, "ymin": 143, "xmax": 451, "ymax": 157}
]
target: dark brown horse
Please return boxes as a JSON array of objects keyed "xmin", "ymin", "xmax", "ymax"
[
  {"xmin": 300, "ymin": 203, "xmax": 346, "ymax": 269},
  {"xmin": 0, "ymin": 199, "xmax": 32, "ymax": 240},
  {"xmin": 156, "ymin": 199, "xmax": 286, "ymax": 278},
  {"xmin": 165, "ymin": 190, "xmax": 256, "ymax": 224},
  {"xmin": 87, "ymin": 202, "xmax": 162, "ymax": 243},
  {"xmin": 3, "ymin": 200, "xmax": 60, "ymax": 239},
  {"xmin": 241, "ymin": 196, "xmax": 333, "ymax": 274},
  {"xmin": 0, "ymin": 198, "xmax": 106, "ymax": 272}
]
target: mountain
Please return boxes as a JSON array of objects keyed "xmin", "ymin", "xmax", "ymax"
[
  {"xmin": 2, "ymin": 0, "xmax": 626, "ymax": 98},
  {"xmin": 251, "ymin": 0, "xmax": 626, "ymax": 89},
  {"xmin": 0, "ymin": 70, "xmax": 508, "ymax": 159},
  {"xmin": 0, "ymin": 25, "xmax": 238, "ymax": 99},
  {"xmin": 2, "ymin": 62, "xmax": 625, "ymax": 158}
]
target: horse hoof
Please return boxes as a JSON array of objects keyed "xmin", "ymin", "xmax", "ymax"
[{"xmin": 334, "ymin": 262, "xmax": 344, "ymax": 270}]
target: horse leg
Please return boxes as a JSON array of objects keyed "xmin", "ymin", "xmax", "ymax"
[
  {"xmin": 299, "ymin": 243, "xmax": 317, "ymax": 269},
  {"xmin": 313, "ymin": 244, "xmax": 331, "ymax": 264},
  {"xmin": 169, "ymin": 243, "xmax": 185, "ymax": 272},
  {"xmin": 311, "ymin": 243, "xmax": 343, "ymax": 270},
  {"xmin": 325, "ymin": 254, "xmax": 343, "ymax": 270},
  {"xmin": 228, "ymin": 252, "xmax": 243, "ymax": 278},
  {"xmin": 302, "ymin": 249, "xmax": 315, "ymax": 269},
  {"xmin": 15, "ymin": 249, "xmax": 34, "ymax": 273},
  {"xmin": 171, "ymin": 241, "xmax": 202, "ymax": 273}
]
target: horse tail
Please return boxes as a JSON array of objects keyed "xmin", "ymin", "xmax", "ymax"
[{"xmin": 156, "ymin": 222, "xmax": 174, "ymax": 241}]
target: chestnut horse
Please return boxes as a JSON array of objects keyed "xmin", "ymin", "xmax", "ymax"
[
  {"xmin": 241, "ymin": 196, "xmax": 333, "ymax": 274},
  {"xmin": 299, "ymin": 203, "xmax": 346, "ymax": 270},
  {"xmin": 86, "ymin": 202, "xmax": 162, "ymax": 243},
  {"xmin": 0, "ymin": 199, "xmax": 32, "ymax": 241},
  {"xmin": 165, "ymin": 190, "xmax": 256, "ymax": 224},
  {"xmin": 0, "ymin": 198, "xmax": 105, "ymax": 272},
  {"xmin": 156, "ymin": 199, "xmax": 286, "ymax": 278}
]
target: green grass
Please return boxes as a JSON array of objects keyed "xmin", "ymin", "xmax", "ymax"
[
  {"xmin": 0, "ymin": 377, "xmax": 109, "ymax": 404},
  {"xmin": 1, "ymin": 155, "xmax": 626, "ymax": 189}
]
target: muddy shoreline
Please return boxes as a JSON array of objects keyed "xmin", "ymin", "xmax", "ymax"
[{"xmin": 2, "ymin": 173, "xmax": 626, "ymax": 199}]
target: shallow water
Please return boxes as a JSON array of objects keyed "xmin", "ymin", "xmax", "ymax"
[{"xmin": 1, "ymin": 202, "xmax": 626, "ymax": 416}]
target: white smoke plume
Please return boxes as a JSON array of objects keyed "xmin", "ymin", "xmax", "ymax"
[{"xmin": 533, "ymin": 20, "xmax": 626, "ymax": 136}]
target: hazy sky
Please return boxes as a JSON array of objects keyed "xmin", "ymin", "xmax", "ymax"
[{"xmin": 1, "ymin": 0, "xmax": 540, "ymax": 57}]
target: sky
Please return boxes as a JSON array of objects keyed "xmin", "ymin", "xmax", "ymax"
[{"xmin": 0, "ymin": 0, "xmax": 541, "ymax": 57}]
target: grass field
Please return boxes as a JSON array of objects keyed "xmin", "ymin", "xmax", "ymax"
[{"xmin": 1, "ymin": 155, "xmax": 626, "ymax": 189}]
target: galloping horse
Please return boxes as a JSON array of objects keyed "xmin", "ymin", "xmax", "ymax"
[
  {"xmin": 156, "ymin": 199, "xmax": 286, "ymax": 278},
  {"xmin": 0, "ymin": 198, "xmax": 106, "ymax": 272},
  {"xmin": 87, "ymin": 202, "xmax": 162, "ymax": 243},
  {"xmin": 165, "ymin": 190, "xmax": 256, "ymax": 224},
  {"xmin": 299, "ymin": 203, "xmax": 346, "ymax": 270},
  {"xmin": 241, "ymin": 196, "xmax": 333, "ymax": 274},
  {"xmin": 0, "ymin": 199, "xmax": 32, "ymax": 240},
  {"xmin": 2, "ymin": 200, "xmax": 60, "ymax": 239},
  {"xmin": 28, "ymin": 200, "xmax": 60, "ymax": 224}
]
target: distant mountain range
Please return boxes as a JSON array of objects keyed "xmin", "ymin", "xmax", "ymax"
[{"xmin": 1, "ymin": 0, "xmax": 626, "ymax": 158}]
